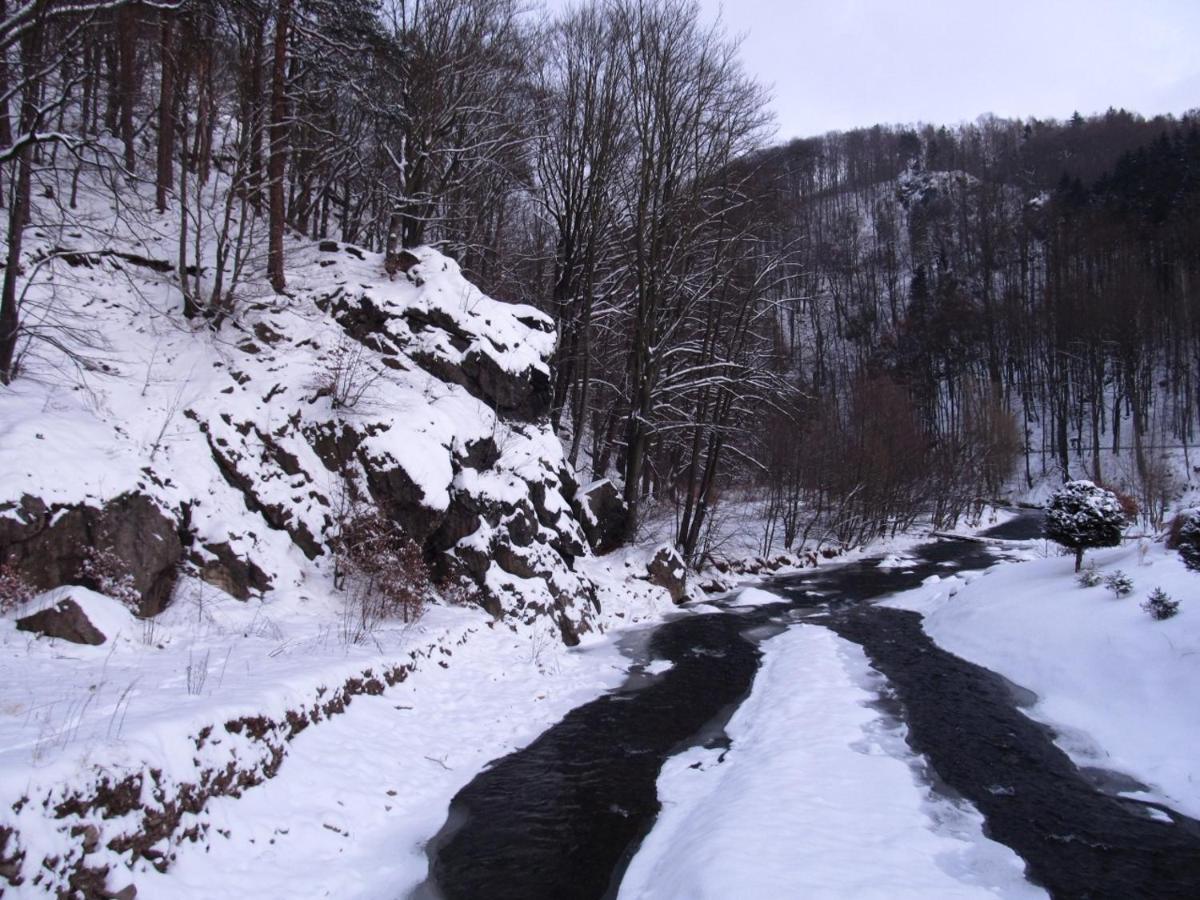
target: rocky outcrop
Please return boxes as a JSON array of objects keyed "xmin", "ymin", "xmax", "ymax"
[
  {"xmin": 16, "ymin": 597, "xmax": 107, "ymax": 645},
  {"xmin": 0, "ymin": 493, "xmax": 182, "ymax": 616},
  {"xmin": 195, "ymin": 542, "xmax": 272, "ymax": 601},
  {"xmin": 573, "ymin": 480, "xmax": 629, "ymax": 555}
]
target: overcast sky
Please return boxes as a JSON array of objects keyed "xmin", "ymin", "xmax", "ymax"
[{"xmin": 667, "ymin": 0, "xmax": 1200, "ymax": 140}]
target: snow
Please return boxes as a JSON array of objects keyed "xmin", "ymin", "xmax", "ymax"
[
  {"xmin": 726, "ymin": 586, "xmax": 785, "ymax": 607},
  {"xmin": 886, "ymin": 541, "xmax": 1200, "ymax": 819},
  {"xmin": 0, "ymin": 160, "xmax": 688, "ymax": 892},
  {"xmin": 619, "ymin": 625, "xmax": 1043, "ymax": 899},
  {"xmin": 135, "ymin": 616, "xmax": 640, "ymax": 899}
]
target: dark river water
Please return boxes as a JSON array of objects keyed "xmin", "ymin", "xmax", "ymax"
[{"xmin": 417, "ymin": 514, "xmax": 1200, "ymax": 899}]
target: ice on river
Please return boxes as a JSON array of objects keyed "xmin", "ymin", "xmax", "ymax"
[{"xmin": 619, "ymin": 625, "xmax": 1045, "ymax": 899}]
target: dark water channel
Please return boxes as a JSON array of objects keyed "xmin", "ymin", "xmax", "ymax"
[{"xmin": 418, "ymin": 515, "xmax": 1200, "ymax": 899}]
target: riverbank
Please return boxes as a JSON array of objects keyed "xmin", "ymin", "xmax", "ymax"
[{"xmin": 886, "ymin": 537, "xmax": 1200, "ymax": 819}]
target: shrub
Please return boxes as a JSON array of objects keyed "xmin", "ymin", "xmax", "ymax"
[
  {"xmin": 0, "ymin": 564, "xmax": 35, "ymax": 613},
  {"xmin": 332, "ymin": 508, "xmax": 430, "ymax": 644},
  {"xmin": 78, "ymin": 547, "xmax": 141, "ymax": 611},
  {"xmin": 1045, "ymin": 480, "xmax": 1128, "ymax": 572},
  {"xmin": 1142, "ymin": 588, "xmax": 1180, "ymax": 620},
  {"xmin": 1076, "ymin": 562, "xmax": 1102, "ymax": 587},
  {"xmin": 1171, "ymin": 509, "xmax": 1200, "ymax": 572},
  {"xmin": 1104, "ymin": 570, "xmax": 1134, "ymax": 597}
]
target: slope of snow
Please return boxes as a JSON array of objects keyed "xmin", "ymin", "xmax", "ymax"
[
  {"xmin": 130, "ymin": 613, "xmax": 642, "ymax": 900},
  {"xmin": 886, "ymin": 541, "xmax": 1200, "ymax": 818},
  {"xmin": 618, "ymin": 625, "xmax": 1043, "ymax": 900}
]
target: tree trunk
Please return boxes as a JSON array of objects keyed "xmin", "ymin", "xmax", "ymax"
[
  {"xmin": 266, "ymin": 0, "xmax": 292, "ymax": 294},
  {"xmin": 117, "ymin": 3, "xmax": 137, "ymax": 173},
  {"xmin": 1074, "ymin": 547, "xmax": 1084, "ymax": 573},
  {"xmin": 0, "ymin": 24, "xmax": 42, "ymax": 382},
  {"xmin": 155, "ymin": 12, "xmax": 176, "ymax": 212},
  {"xmin": 0, "ymin": 0, "xmax": 11, "ymax": 151}
]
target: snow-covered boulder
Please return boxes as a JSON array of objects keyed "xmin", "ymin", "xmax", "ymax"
[
  {"xmin": 647, "ymin": 544, "xmax": 689, "ymax": 604},
  {"xmin": 14, "ymin": 589, "xmax": 137, "ymax": 645},
  {"xmin": 574, "ymin": 479, "xmax": 629, "ymax": 555}
]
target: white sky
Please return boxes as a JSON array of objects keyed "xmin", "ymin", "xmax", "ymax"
[{"xmin": 549, "ymin": 0, "xmax": 1200, "ymax": 140}]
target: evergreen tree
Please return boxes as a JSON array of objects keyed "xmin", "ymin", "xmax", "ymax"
[{"xmin": 1045, "ymin": 480, "xmax": 1128, "ymax": 572}]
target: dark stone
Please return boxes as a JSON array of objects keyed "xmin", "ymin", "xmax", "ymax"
[
  {"xmin": 515, "ymin": 312, "xmax": 554, "ymax": 334},
  {"xmin": 647, "ymin": 545, "xmax": 688, "ymax": 605},
  {"xmin": 557, "ymin": 614, "xmax": 580, "ymax": 647},
  {"xmin": 0, "ymin": 493, "xmax": 182, "ymax": 616},
  {"xmin": 253, "ymin": 322, "xmax": 285, "ymax": 346},
  {"xmin": 500, "ymin": 501, "xmax": 540, "ymax": 548},
  {"xmin": 334, "ymin": 296, "xmax": 395, "ymax": 348},
  {"xmin": 403, "ymin": 307, "xmax": 473, "ymax": 350},
  {"xmin": 460, "ymin": 348, "xmax": 552, "ymax": 422},
  {"xmin": 17, "ymin": 597, "xmax": 107, "ymax": 645},
  {"xmin": 428, "ymin": 494, "xmax": 484, "ymax": 554},
  {"xmin": 303, "ymin": 422, "xmax": 362, "ymax": 473},
  {"xmin": 394, "ymin": 249, "xmax": 421, "ymax": 273},
  {"xmin": 493, "ymin": 543, "xmax": 540, "ymax": 580},
  {"xmin": 196, "ymin": 542, "xmax": 272, "ymax": 601},
  {"xmin": 319, "ymin": 240, "xmax": 340, "ymax": 252},
  {"xmin": 357, "ymin": 449, "xmax": 444, "ymax": 544},
  {"xmin": 573, "ymin": 480, "xmax": 628, "ymax": 555},
  {"xmin": 529, "ymin": 482, "xmax": 586, "ymax": 559},
  {"xmin": 460, "ymin": 437, "xmax": 500, "ymax": 471}
]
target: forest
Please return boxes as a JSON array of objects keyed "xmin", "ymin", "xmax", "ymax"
[{"xmin": 2, "ymin": 0, "xmax": 1198, "ymax": 565}]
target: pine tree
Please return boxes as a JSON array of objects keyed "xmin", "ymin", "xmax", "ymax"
[{"xmin": 1045, "ymin": 480, "xmax": 1128, "ymax": 572}]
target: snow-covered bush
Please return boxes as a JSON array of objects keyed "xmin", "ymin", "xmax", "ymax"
[
  {"xmin": 1045, "ymin": 480, "xmax": 1128, "ymax": 572},
  {"xmin": 1104, "ymin": 570, "xmax": 1134, "ymax": 597},
  {"xmin": 332, "ymin": 509, "xmax": 430, "ymax": 644},
  {"xmin": 1076, "ymin": 562, "xmax": 1102, "ymax": 588},
  {"xmin": 1142, "ymin": 588, "xmax": 1180, "ymax": 620},
  {"xmin": 77, "ymin": 547, "xmax": 141, "ymax": 611},
  {"xmin": 0, "ymin": 564, "xmax": 35, "ymax": 614},
  {"xmin": 1170, "ymin": 509, "xmax": 1200, "ymax": 572}
]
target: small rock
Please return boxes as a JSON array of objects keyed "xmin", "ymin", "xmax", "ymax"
[
  {"xmin": 16, "ymin": 597, "xmax": 106, "ymax": 645},
  {"xmin": 647, "ymin": 545, "xmax": 688, "ymax": 605}
]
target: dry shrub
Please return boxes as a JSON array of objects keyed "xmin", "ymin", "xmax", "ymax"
[
  {"xmin": 332, "ymin": 508, "xmax": 430, "ymax": 644},
  {"xmin": 1097, "ymin": 480, "xmax": 1140, "ymax": 523},
  {"xmin": 438, "ymin": 577, "xmax": 482, "ymax": 607},
  {"xmin": 0, "ymin": 564, "xmax": 35, "ymax": 614},
  {"xmin": 78, "ymin": 547, "xmax": 141, "ymax": 611}
]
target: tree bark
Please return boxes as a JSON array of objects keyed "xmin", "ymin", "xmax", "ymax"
[
  {"xmin": 155, "ymin": 11, "xmax": 176, "ymax": 212},
  {"xmin": 117, "ymin": 2, "xmax": 137, "ymax": 173},
  {"xmin": 266, "ymin": 0, "xmax": 292, "ymax": 294},
  {"xmin": 0, "ymin": 23, "xmax": 43, "ymax": 382}
]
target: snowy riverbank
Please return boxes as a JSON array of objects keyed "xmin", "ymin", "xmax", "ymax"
[{"xmin": 886, "ymin": 540, "xmax": 1199, "ymax": 820}]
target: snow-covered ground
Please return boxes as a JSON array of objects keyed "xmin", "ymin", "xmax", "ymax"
[
  {"xmin": 619, "ymin": 625, "xmax": 1044, "ymax": 899},
  {"xmin": 131, "ymin": 608, "xmax": 647, "ymax": 899},
  {"xmin": 0, "ymin": 550, "xmax": 675, "ymax": 897},
  {"xmin": 887, "ymin": 540, "xmax": 1200, "ymax": 819}
]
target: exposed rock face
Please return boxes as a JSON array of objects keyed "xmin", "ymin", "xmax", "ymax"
[
  {"xmin": 195, "ymin": 542, "xmax": 272, "ymax": 601},
  {"xmin": 2, "ymin": 245, "xmax": 599, "ymax": 640},
  {"xmin": 574, "ymin": 480, "xmax": 629, "ymax": 555},
  {"xmin": 647, "ymin": 545, "xmax": 689, "ymax": 605},
  {"xmin": 17, "ymin": 597, "xmax": 107, "ymax": 645},
  {"xmin": 0, "ymin": 493, "xmax": 182, "ymax": 616}
]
